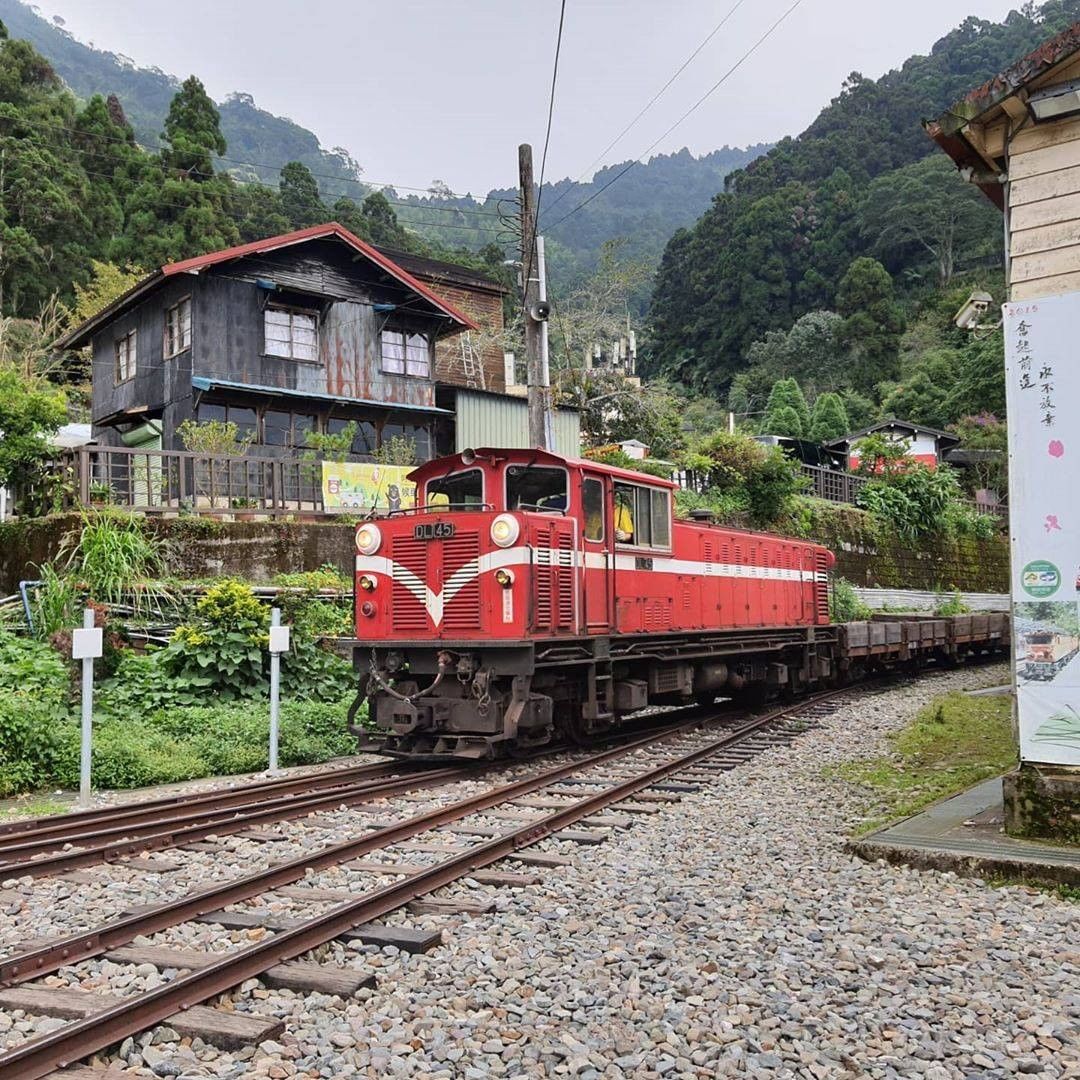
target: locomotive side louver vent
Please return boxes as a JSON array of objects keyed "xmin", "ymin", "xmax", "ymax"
[
  {"xmin": 532, "ymin": 523, "xmax": 576, "ymax": 633},
  {"xmin": 392, "ymin": 536, "xmax": 429, "ymax": 631},
  {"xmin": 442, "ymin": 531, "xmax": 481, "ymax": 633},
  {"xmin": 815, "ymin": 550, "xmax": 830, "ymax": 620}
]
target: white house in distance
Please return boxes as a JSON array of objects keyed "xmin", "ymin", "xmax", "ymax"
[{"xmin": 825, "ymin": 420, "xmax": 960, "ymax": 471}]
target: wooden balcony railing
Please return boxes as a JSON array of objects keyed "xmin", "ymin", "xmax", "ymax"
[{"xmin": 61, "ymin": 446, "xmax": 326, "ymax": 515}]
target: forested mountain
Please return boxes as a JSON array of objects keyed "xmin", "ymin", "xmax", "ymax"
[
  {"xmin": 645, "ymin": 0, "xmax": 1080, "ymax": 416},
  {"xmin": 0, "ymin": 0, "xmax": 365, "ymax": 194},
  {"xmin": 0, "ymin": 0, "xmax": 766, "ymax": 297},
  {"xmin": 390, "ymin": 144, "xmax": 769, "ymax": 296}
]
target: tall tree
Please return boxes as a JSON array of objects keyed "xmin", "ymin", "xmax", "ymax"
[
  {"xmin": 836, "ymin": 257, "xmax": 905, "ymax": 392},
  {"xmin": 859, "ymin": 155, "xmax": 999, "ymax": 285},
  {"xmin": 0, "ymin": 38, "xmax": 91, "ymax": 314},
  {"xmin": 161, "ymin": 76, "xmax": 226, "ymax": 179},
  {"xmin": 279, "ymin": 161, "xmax": 324, "ymax": 229},
  {"xmin": 808, "ymin": 391, "xmax": 851, "ymax": 442},
  {"xmin": 764, "ymin": 377, "xmax": 810, "ymax": 436}
]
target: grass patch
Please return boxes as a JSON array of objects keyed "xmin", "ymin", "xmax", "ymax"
[
  {"xmin": 0, "ymin": 797, "xmax": 67, "ymax": 819},
  {"xmin": 835, "ymin": 690, "xmax": 1017, "ymax": 834}
]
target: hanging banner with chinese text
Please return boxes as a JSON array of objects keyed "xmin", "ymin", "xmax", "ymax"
[
  {"xmin": 1004, "ymin": 294, "xmax": 1080, "ymax": 765},
  {"xmin": 320, "ymin": 462, "xmax": 417, "ymax": 514}
]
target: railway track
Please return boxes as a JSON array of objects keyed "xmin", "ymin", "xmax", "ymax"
[{"xmin": 0, "ymin": 686, "xmax": 861, "ymax": 1080}]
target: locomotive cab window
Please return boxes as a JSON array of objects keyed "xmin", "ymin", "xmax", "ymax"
[
  {"xmin": 582, "ymin": 477, "xmax": 604, "ymax": 541},
  {"xmin": 506, "ymin": 465, "xmax": 567, "ymax": 512},
  {"xmin": 426, "ymin": 469, "xmax": 484, "ymax": 510},
  {"xmin": 614, "ymin": 481, "xmax": 670, "ymax": 549}
]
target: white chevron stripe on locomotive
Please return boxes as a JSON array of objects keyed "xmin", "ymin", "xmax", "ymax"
[{"xmin": 357, "ymin": 547, "xmax": 826, "ymax": 626}]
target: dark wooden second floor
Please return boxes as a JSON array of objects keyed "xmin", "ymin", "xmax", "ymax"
[{"xmin": 60, "ymin": 224, "xmax": 506, "ymax": 438}]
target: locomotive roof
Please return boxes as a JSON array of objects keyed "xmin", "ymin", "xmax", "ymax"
[{"xmin": 408, "ymin": 447, "xmax": 678, "ymax": 490}]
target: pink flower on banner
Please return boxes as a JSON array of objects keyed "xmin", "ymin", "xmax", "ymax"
[
  {"xmin": 1045, "ymin": 514, "xmax": 1062, "ymax": 533},
  {"xmin": 1049, "ymin": 439, "xmax": 1065, "ymax": 458}
]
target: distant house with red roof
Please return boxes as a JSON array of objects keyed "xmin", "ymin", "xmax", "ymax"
[{"xmin": 58, "ymin": 223, "xmax": 572, "ymax": 461}]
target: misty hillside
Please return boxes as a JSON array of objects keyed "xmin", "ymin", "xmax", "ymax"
[
  {"xmin": 0, "ymin": 0, "xmax": 767, "ymax": 291},
  {"xmin": 0, "ymin": 0, "xmax": 366, "ymax": 195}
]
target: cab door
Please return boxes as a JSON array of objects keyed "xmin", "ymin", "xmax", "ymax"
[{"xmin": 581, "ymin": 473, "xmax": 611, "ymax": 631}]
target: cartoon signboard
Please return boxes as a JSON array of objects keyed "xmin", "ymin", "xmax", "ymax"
[
  {"xmin": 321, "ymin": 462, "xmax": 417, "ymax": 515},
  {"xmin": 1004, "ymin": 294, "xmax": 1080, "ymax": 765}
]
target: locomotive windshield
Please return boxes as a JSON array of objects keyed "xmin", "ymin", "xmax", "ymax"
[
  {"xmin": 426, "ymin": 468, "xmax": 484, "ymax": 509},
  {"xmin": 506, "ymin": 465, "xmax": 568, "ymax": 512}
]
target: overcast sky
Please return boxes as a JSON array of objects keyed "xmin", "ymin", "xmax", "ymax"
[{"xmin": 37, "ymin": 0, "xmax": 1020, "ymax": 195}]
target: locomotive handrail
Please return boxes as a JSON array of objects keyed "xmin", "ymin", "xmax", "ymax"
[{"xmin": 387, "ymin": 502, "xmax": 496, "ymax": 516}]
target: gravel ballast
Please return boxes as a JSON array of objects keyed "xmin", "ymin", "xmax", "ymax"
[{"xmin": 4, "ymin": 665, "xmax": 1079, "ymax": 1078}]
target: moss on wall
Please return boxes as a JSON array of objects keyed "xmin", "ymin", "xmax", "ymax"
[
  {"xmin": 0, "ymin": 503, "xmax": 1008, "ymax": 594},
  {"xmin": 1003, "ymin": 764, "xmax": 1080, "ymax": 845},
  {"xmin": 784, "ymin": 500, "xmax": 1009, "ymax": 592}
]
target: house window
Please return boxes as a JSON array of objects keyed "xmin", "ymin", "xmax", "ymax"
[
  {"xmin": 195, "ymin": 403, "xmax": 257, "ymax": 441},
  {"xmin": 380, "ymin": 330, "xmax": 430, "ymax": 378},
  {"xmin": 264, "ymin": 410, "xmax": 319, "ymax": 448},
  {"xmin": 613, "ymin": 481, "xmax": 671, "ymax": 550},
  {"xmin": 164, "ymin": 297, "xmax": 191, "ymax": 358},
  {"xmin": 265, "ymin": 306, "xmax": 318, "ymax": 362},
  {"xmin": 114, "ymin": 330, "xmax": 136, "ymax": 384}
]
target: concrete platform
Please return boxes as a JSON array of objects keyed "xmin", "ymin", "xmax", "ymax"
[{"xmin": 849, "ymin": 776, "xmax": 1080, "ymax": 887}]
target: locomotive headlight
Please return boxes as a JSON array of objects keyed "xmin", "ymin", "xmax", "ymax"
[
  {"xmin": 494, "ymin": 568, "xmax": 515, "ymax": 588},
  {"xmin": 490, "ymin": 513, "xmax": 519, "ymax": 548},
  {"xmin": 355, "ymin": 523, "xmax": 382, "ymax": 555},
  {"xmin": 358, "ymin": 574, "xmax": 377, "ymax": 592}
]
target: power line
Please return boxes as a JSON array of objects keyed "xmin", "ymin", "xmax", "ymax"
[
  {"xmin": 522, "ymin": 0, "xmax": 568, "ymax": 313},
  {"xmin": 547, "ymin": 0, "xmax": 804, "ymax": 232},
  {"xmin": 541, "ymin": 0, "xmax": 746, "ymax": 220}
]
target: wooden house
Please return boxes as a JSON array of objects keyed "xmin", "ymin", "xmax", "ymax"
[{"xmin": 57, "ymin": 223, "xmax": 559, "ymax": 462}]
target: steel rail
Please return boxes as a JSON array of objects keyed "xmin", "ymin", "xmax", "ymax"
[
  {"xmin": 0, "ymin": 765, "xmax": 472, "ymax": 879},
  {"xmin": 0, "ymin": 694, "xmax": 832, "ymax": 1080},
  {"xmin": 0, "ymin": 760, "xmax": 405, "ymax": 841},
  {"xmin": 0, "ymin": 715, "xmax": 716, "ymax": 988}
]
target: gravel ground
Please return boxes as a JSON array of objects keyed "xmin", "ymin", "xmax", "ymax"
[{"xmin": 5, "ymin": 665, "xmax": 1080, "ymax": 1079}]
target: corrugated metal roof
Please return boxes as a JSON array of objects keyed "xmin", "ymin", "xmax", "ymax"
[
  {"xmin": 191, "ymin": 376, "xmax": 454, "ymax": 415},
  {"xmin": 58, "ymin": 223, "xmax": 479, "ymax": 349}
]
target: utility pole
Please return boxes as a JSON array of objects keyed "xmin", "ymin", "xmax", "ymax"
[{"xmin": 519, "ymin": 143, "xmax": 551, "ymax": 449}]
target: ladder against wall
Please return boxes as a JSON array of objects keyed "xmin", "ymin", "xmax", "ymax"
[{"xmin": 459, "ymin": 332, "xmax": 485, "ymax": 390}]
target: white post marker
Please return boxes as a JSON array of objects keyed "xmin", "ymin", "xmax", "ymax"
[
  {"xmin": 267, "ymin": 607, "xmax": 290, "ymax": 775},
  {"xmin": 71, "ymin": 608, "xmax": 103, "ymax": 808}
]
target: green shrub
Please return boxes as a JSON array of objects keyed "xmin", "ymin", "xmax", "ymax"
[
  {"xmin": 935, "ymin": 588, "xmax": 970, "ymax": 616},
  {"xmin": 0, "ymin": 630, "xmax": 69, "ymax": 707},
  {"xmin": 163, "ymin": 579, "xmax": 269, "ymax": 700},
  {"xmin": 52, "ymin": 720, "xmax": 206, "ymax": 789},
  {"xmin": 272, "ymin": 564, "xmax": 350, "ymax": 591},
  {"xmin": 62, "ymin": 511, "xmax": 168, "ymax": 607},
  {"xmin": 98, "ymin": 650, "xmax": 199, "ymax": 712},
  {"xmin": 682, "ymin": 432, "xmax": 803, "ymax": 526},
  {"xmin": 830, "ymin": 578, "xmax": 873, "ymax": 623},
  {"xmin": 0, "ymin": 695, "xmax": 68, "ymax": 795}
]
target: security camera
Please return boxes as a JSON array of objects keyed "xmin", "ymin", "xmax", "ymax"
[{"xmin": 529, "ymin": 301, "xmax": 551, "ymax": 322}]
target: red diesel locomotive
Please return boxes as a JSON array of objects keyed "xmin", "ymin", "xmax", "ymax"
[{"xmin": 350, "ymin": 447, "xmax": 837, "ymax": 758}]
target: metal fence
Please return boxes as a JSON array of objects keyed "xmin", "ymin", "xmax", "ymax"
[{"xmin": 62, "ymin": 446, "xmax": 325, "ymax": 515}]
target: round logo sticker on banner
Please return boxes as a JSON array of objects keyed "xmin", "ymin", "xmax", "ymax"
[{"xmin": 1021, "ymin": 560, "xmax": 1061, "ymax": 598}]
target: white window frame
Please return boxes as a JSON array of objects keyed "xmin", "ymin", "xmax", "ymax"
[
  {"xmin": 163, "ymin": 295, "xmax": 192, "ymax": 359},
  {"xmin": 613, "ymin": 481, "xmax": 672, "ymax": 552},
  {"xmin": 380, "ymin": 329, "xmax": 431, "ymax": 378},
  {"xmin": 114, "ymin": 330, "xmax": 136, "ymax": 384},
  {"xmin": 264, "ymin": 304, "xmax": 319, "ymax": 363}
]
